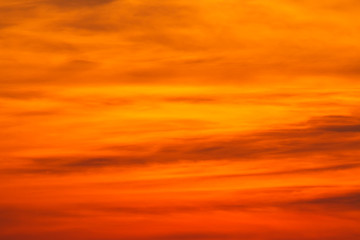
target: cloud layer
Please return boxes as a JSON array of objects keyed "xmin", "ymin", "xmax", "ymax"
[{"xmin": 1, "ymin": 0, "xmax": 360, "ymax": 239}]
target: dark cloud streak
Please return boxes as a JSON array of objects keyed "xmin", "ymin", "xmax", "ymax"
[{"xmin": 2, "ymin": 115, "xmax": 360, "ymax": 174}]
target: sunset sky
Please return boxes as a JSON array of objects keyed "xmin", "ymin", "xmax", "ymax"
[{"xmin": 1, "ymin": 0, "xmax": 360, "ymax": 239}]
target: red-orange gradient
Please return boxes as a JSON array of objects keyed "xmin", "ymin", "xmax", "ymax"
[{"xmin": 1, "ymin": 0, "xmax": 360, "ymax": 239}]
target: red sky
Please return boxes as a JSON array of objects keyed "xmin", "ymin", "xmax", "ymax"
[{"xmin": 1, "ymin": 0, "xmax": 360, "ymax": 239}]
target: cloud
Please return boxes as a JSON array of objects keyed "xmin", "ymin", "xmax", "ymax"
[
  {"xmin": 163, "ymin": 97, "xmax": 218, "ymax": 104},
  {"xmin": 140, "ymin": 233, "xmax": 234, "ymax": 240},
  {"xmin": 51, "ymin": 0, "xmax": 200, "ymax": 51},
  {"xmin": 43, "ymin": 0, "xmax": 117, "ymax": 9},
  {"xmin": 195, "ymin": 163, "xmax": 360, "ymax": 181},
  {"xmin": 308, "ymin": 115, "xmax": 360, "ymax": 132},
  {"xmin": 1, "ymin": 1, "xmax": 360, "ymax": 239},
  {"xmin": 1, "ymin": 184, "xmax": 359, "ymax": 240},
  {"xmin": 289, "ymin": 191, "xmax": 360, "ymax": 211},
  {"xmin": 2, "ymin": 114, "xmax": 358, "ymax": 174},
  {"xmin": 0, "ymin": 90, "xmax": 46, "ymax": 100},
  {"xmin": 320, "ymin": 124, "xmax": 360, "ymax": 132},
  {"xmin": 2, "ymin": 0, "xmax": 360, "ymax": 86},
  {"xmin": 0, "ymin": 205, "xmax": 80, "ymax": 228},
  {"xmin": 0, "ymin": 3, "xmax": 37, "ymax": 29},
  {"xmin": 56, "ymin": 60, "xmax": 98, "ymax": 72}
]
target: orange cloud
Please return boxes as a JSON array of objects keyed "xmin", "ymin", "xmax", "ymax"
[{"xmin": 1, "ymin": 0, "xmax": 360, "ymax": 239}]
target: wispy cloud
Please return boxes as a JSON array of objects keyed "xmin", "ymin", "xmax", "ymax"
[
  {"xmin": 43, "ymin": 0, "xmax": 117, "ymax": 9},
  {"xmin": 2, "ymin": 114, "xmax": 358, "ymax": 174},
  {"xmin": 1, "ymin": 0, "xmax": 360, "ymax": 239}
]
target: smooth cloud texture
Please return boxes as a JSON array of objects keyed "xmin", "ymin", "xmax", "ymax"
[
  {"xmin": 1, "ymin": 0, "xmax": 360, "ymax": 239},
  {"xmin": 1, "ymin": 0, "xmax": 360, "ymax": 85}
]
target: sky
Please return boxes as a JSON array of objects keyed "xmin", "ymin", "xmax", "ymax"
[{"xmin": 1, "ymin": 0, "xmax": 360, "ymax": 239}]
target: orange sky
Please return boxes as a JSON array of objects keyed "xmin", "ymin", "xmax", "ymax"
[{"xmin": 1, "ymin": 0, "xmax": 360, "ymax": 239}]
